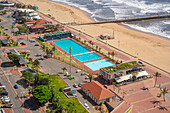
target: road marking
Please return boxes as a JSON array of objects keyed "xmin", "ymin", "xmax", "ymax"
[{"xmin": 12, "ymin": 108, "xmax": 14, "ymax": 113}]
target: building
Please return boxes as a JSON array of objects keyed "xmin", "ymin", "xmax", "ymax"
[
  {"xmin": 100, "ymin": 60, "xmax": 149, "ymax": 84},
  {"xmin": 1, "ymin": 39, "xmax": 9, "ymax": 46},
  {"xmin": 0, "ymin": 1, "xmax": 15, "ymax": 7},
  {"xmin": 81, "ymin": 81, "xmax": 116, "ymax": 104},
  {"xmin": 29, "ymin": 24, "xmax": 45, "ymax": 32},
  {"xmin": 12, "ymin": 8, "xmax": 41, "ymax": 20},
  {"xmin": 39, "ymin": 31, "xmax": 72, "ymax": 41},
  {"xmin": 25, "ymin": 20, "xmax": 51, "ymax": 27}
]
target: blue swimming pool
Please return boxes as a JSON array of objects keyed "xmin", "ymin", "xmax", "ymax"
[
  {"xmin": 53, "ymin": 39, "xmax": 91, "ymax": 55},
  {"xmin": 84, "ymin": 59, "xmax": 115, "ymax": 71},
  {"xmin": 74, "ymin": 52, "xmax": 102, "ymax": 62}
]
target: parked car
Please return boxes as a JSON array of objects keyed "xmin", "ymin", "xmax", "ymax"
[
  {"xmin": 20, "ymin": 42, "xmax": 26, "ymax": 45},
  {"xmin": 14, "ymin": 84, "xmax": 18, "ymax": 89},
  {"xmin": 20, "ymin": 32, "xmax": 25, "ymax": 35},
  {"xmin": 1, "ymin": 92, "xmax": 8, "ymax": 96},
  {"xmin": 1, "ymin": 96, "xmax": 9, "ymax": 100},
  {"xmin": 28, "ymin": 39, "xmax": 35, "ymax": 42},
  {"xmin": 76, "ymin": 70, "xmax": 81, "ymax": 73},
  {"xmin": 3, "ymin": 103, "xmax": 13, "ymax": 108},
  {"xmin": 34, "ymin": 44, "xmax": 39, "ymax": 46},
  {"xmin": 85, "ymin": 76, "xmax": 89, "ymax": 79},
  {"xmin": 81, "ymin": 72, "xmax": 87, "ymax": 75},
  {"xmin": 2, "ymin": 98, "xmax": 10, "ymax": 103},
  {"xmin": 0, "ymin": 82, "xmax": 2, "ymax": 86},
  {"xmin": 0, "ymin": 108, "xmax": 5, "ymax": 113},
  {"xmin": 73, "ymin": 94, "xmax": 77, "ymax": 97},
  {"xmin": 84, "ymin": 103, "xmax": 90, "ymax": 109},
  {"xmin": 73, "ymin": 83, "xmax": 78, "ymax": 88},
  {"xmin": 78, "ymin": 83, "xmax": 81, "ymax": 87}
]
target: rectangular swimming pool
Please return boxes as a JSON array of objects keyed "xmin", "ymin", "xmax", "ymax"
[
  {"xmin": 74, "ymin": 52, "xmax": 102, "ymax": 62},
  {"xmin": 53, "ymin": 39, "xmax": 91, "ymax": 55},
  {"xmin": 84, "ymin": 59, "xmax": 115, "ymax": 71}
]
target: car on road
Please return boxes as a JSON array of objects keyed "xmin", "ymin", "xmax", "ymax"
[
  {"xmin": 14, "ymin": 84, "xmax": 18, "ymax": 89},
  {"xmin": 1, "ymin": 96, "xmax": 9, "ymax": 100},
  {"xmin": 0, "ymin": 82, "xmax": 2, "ymax": 86},
  {"xmin": 78, "ymin": 83, "xmax": 81, "ymax": 87},
  {"xmin": 34, "ymin": 44, "xmax": 39, "ymax": 46},
  {"xmin": 81, "ymin": 72, "xmax": 87, "ymax": 75},
  {"xmin": 3, "ymin": 103, "xmax": 13, "ymax": 108},
  {"xmin": 73, "ymin": 83, "xmax": 78, "ymax": 88},
  {"xmin": 28, "ymin": 39, "xmax": 35, "ymax": 42},
  {"xmin": 85, "ymin": 76, "xmax": 89, "ymax": 79},
  {"xmin": 20, "ymin": 42, "xmax": 26, "ymax": 45},
  {"xmin": 4, "ymin": 29, "xmax": 8, "ymax": 31},
  {"xmin": 73, "ymin": 94, "xmax": 77, "ymax": 97},
  {"xmin": 76, "ymin": 70, "xmax": 81, "ymax": 73},
  {"xmin": 84, "ymin": 103, "xmax": 90, "ymax": 109}
]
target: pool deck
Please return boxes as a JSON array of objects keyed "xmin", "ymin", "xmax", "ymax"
[{"xmin": 49, "ymin": 38, "xmax": 115, "ymax": 73}]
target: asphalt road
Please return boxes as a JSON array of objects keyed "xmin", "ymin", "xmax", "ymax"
[{"xmin": 16, "ymin": 39, "xmax": 96, "ymax": 112}]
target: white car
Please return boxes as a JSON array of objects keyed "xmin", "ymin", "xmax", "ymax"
[
  {"xmin": 2, "ymin": 98, "xmax": 10, "ymax": 103},
  {"xmin": 85, "ymin": 76, "xmax": 89, "ymax": 79},
  {"xmin": 76, "ymin": 70, "xmax": 81, "ymax": 73},
  {"xmin": 84, "ymin": 103, "xmax": 90, "ymax": 109},
  {"xmin": 1, "ymin": 96, "xmax": 9, "ymax": 100}
]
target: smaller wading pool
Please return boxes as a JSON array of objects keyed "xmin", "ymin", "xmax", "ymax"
[
  {"xmin": 84, "ymin": 59, "xmax": 115, "ymax": 71},
  {"xmin": 74, "ymin": 52, "xmax": 102, "ymax": 62}
]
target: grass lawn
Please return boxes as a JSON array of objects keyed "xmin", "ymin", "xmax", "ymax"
[
  {"xmin": 0, "ymin": 26, "xmax": 7, "ymax": 36},
  {"xmin": 34, "ymin": 38, "xmax": 62, "ymax": 55},
  {"xmin": 41, "ymin": 74, "xmax": 88, "ymax": 113}
]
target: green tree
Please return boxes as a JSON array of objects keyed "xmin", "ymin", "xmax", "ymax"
[
  {"xmin": 111, "ymin": 51, "xmax": 115, "ymax": 60},
  {"xmin": 33, "ymin": 59, "xmax": 40, "ymax": 67},
  {"xmin": 88, "ymin": 74, "xmax": 93, "ymax": 82},
  {"xmin": 8, "ymin": 54, "xmax": 20, "ymax": 63},
  {"xmin": 62, "ymin": 67, "xmax": 67, "ymax": 74},
  {"xmin": 22, "ymin": 71, "xmax": 34, "ymax": 85},
  {"xmin": 160, "ymin": 88, "xmax": 169, "ymax": 101},
  {"xmin": 52, "ymin": 47, "xmax": 56, "ymax": 57},
  {"xmin": 34, "ymin": 74, "xmax": 40, "ymax": 85},
  {"xmin": 108, "ymin": 52, "xmax": 110, "ymax": 58},
  {"xmin": 32, "ymin": 85, "xmax": 52, "ymax": 103},
  {"xmin": 153, "ymin": 72, "xmax": 161, "ymax": 87},
  {"xmin": 39, "ymin": 78, "xmax": 49, "ymax": 85},
  {"xmin": 84, "ymin": 40, "xmax": 86, "ymax": 44}
]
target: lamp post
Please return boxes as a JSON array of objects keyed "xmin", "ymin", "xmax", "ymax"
[
  {"xmin": 118, "ymin": 40, "xmax": 120, "ymax": 61},
  {"xmin": 70, "ymin": 47, "xmax": 72, "ymax": 76},
  {"xmin": 129, "ymin": 89, "xmax": 134, "ymax": 113}
]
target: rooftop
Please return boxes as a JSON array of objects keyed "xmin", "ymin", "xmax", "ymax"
[
  {"xmin": 82, "ymin": 81, "xmax": 115, "ymax": 100},
  {"xmin": 30, "ymin": 24, "xmax": 45, "ymax": 29},
  {"xmin": 102, "ymin": 61, "xmax": 140, "ymax": 73},
  {"xmin": 25, "ymin": 19, "xmax": 49, "ymax": 25}
]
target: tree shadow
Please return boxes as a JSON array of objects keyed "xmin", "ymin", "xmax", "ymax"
[
  {"xmin": 141, "ymin": 86, "xmax": 149, "ymax": 91},
  {"xmin": 150, "ymin": 100, "xmax": 161, "ymax": 105},
  {"xmin": 16, "ymin": 79, "xmax": 28, "ymax": 89},
  {"xmin": 22, "ymin": 97, "xmax": 40, "ymax": 111},
  {"xmin": 1, "ymin": 62, "xmax": 14, "ymax": 67},
  {"xmin": 158, "ymin": 106, "xmax": 168, "ymax": 111}
]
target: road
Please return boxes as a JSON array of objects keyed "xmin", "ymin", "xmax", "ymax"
[{"xmin": 16, "ymin": 39, "xmax": 96, "ymax": 112}]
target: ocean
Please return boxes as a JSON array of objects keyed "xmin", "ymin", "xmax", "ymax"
[{"xmin": 50, "ymin": 0, "xmax": 170, "ymax": 38}]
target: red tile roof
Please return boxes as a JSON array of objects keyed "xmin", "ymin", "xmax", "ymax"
[
  {"xmin": 30, "ymin": 24, "xmax": 45, "ymax": 29},
  {"xmin": 25, "ymin": 19, "xmax": 49, "ymax": 25},
  {"xmin": 82, "ymin": 81, "xmax": 115, "ymax": 100}
]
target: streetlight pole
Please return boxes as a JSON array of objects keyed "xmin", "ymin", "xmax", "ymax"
[
  {"xmin": 70, "ymin": 47, "xmax": 72, "ymax": 76},
  {"xmin": 129, "ymin": 89, "xmax": 134, "ymax": 113},
  {"xmin": 118, "ymin": 40, "xmax": 120, "ymax": 62}
]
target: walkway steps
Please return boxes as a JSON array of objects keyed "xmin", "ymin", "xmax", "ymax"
[{"xmin": 73, "ymin": 51, "xmax": 93, "ymax": 56}]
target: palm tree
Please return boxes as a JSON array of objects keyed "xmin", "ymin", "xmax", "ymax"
[
  {"xmin": 99, "ymin": 48, "xmax": 101, "ymax": 52},
  {"xmin": 108, "ymin": 52, "xmax": 110, "ymax": 58},
  {"xmin": 96, "ymin": 45, "xmax": 98, "ymax": 51},
  {"xmin": 62, "ymin": 67, "xmax": 67, "ymax": 74},
  {"xmin": 160, "ymin": 88, "xmax": 169, "ymax": 101},
  {"xmin": 33, "ymin": 59, "xmax": 40, "ymax": 68},
  {"xmin": 26, "ymin": 29, "xmax": 29, "ymax": 40},
  {"xmin": 88, "ymin": 40, "xmax": 92, "ymax": 47},
  {"xmin": 84, "ymin": 40, "xmax": 86, "ymax": 44},
  {"xmin": 91, "ymin": 42, "xmax": 94, "ymax": 48},
  {"xmin": 153, "ymin": 72, "xmax": 161, "ymax": 87},
  {"xmin": 88, "ymin": 74, "xmax": 93, "ymax": 82},
  {"xmin": 111, "ymin": 51, "xmax": 115, "ymax": 60},
  {"xmin": 52, "ymin": 47, "xmax": 56, "ymax": 58}
]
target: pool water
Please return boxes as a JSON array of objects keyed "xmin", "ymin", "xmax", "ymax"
[
  {"xmin": 74, "ymin": 52, "xmax": 102, "ymax": 62},
  {"xmin": 53, "ymin": 39, "xmax": 115, "ymax": 71},
  {"xmin": 84, "ymin": 59, "xmax": 115, "ymax": 71},
  {"xmin": 53, "ymin": 39, "xmax": 90, "ymax": 55}
]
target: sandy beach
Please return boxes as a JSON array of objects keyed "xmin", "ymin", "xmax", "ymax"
[{"xmin": 16, "ymin": 0, "xmax": 170, "ymax": 72}]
